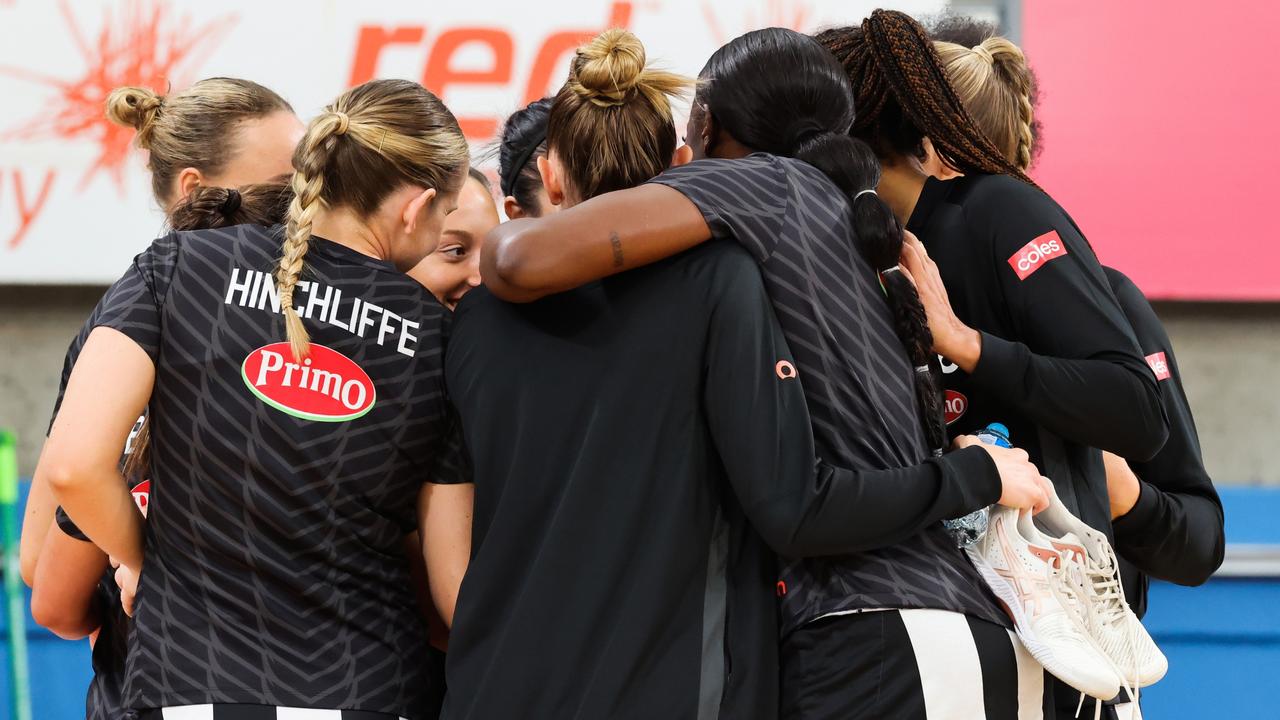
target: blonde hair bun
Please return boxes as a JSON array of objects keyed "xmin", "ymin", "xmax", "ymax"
[
  {"xmin": 106, "ymin": 86, "xmax": 164, "ymax": 147},
  {"xmin": 571, "ymin": 29, "xmax": 649, "ymax": 108}
]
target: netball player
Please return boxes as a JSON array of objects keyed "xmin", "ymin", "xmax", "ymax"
[
  {"xmin": 25, "ymin": 79, "xmax": 299, "ymax": 720},
  {"xmin": 814, "ymin": 11, "xmax": 1170, "ymax": 717},
  {"xmin": 923, "ymin": 23, "xmax": 1225, "ymax": 716},
  {"xmin": 495, "ymin": 98, "xmax": 557, "ymax": 218},
  {"xmin": 456, "ymin": 27, "xmax": 1051, "ymax": 719},
  {"xmin": 41, "ymin": 79, "xmax": 472, "ymax": 720},
  {"xmin": 408, "ymin": 168, "xmax": 500, "ymax": 309}
]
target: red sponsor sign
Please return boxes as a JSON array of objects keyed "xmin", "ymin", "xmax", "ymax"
[
  {"xmin": 944, "ymin": 389, "xmax": 968, "ymax": 425},
  {"xmin": 241, "ymin": 342, "xmax": 376, "ymax": 422},
  {"xmin": 1008, "ymin": 230, "xmax": 1069, "ymax": 281},
  {"xmin": 1145, "ymin": 351, "xmax": 1171, "ymax": 382}
]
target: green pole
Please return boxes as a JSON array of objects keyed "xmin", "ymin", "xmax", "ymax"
[{"xmin": 0, "ymin": 431, "xmax": 32, "ymax": 720}]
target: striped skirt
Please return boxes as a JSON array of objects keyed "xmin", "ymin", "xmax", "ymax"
[{"xmin": 782, "ymin": 608, "xmax": 1054, "ymax": 720}]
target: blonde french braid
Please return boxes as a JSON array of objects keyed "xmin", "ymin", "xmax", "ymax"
[{"xmin": 278, "ymin": 111, "xmax": 348, "ymax": 360}]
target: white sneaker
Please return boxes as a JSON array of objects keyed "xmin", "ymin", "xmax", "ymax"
[
  {"xmin": 967, "ymin": 506, "xmax": 1122, "ymax": 700},
  {"xmin": 1035, "ymin": 495, "xmax": 1169, "ymax": 688}
]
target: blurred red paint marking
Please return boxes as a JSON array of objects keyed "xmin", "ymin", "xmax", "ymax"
[
  {"xmin": 5, "ymin": 169, "xmax": 57, "ymax": 248},
  {"xmin": 0, "ymin": 0, "xmax": 236, "ymax": 193}
]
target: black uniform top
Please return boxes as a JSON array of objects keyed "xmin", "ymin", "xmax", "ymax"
[
  {"xmin": 1104, "ymin": 267, "xmax": 1225, "ymax": 616},
  {"xmin": 906, "ymin": 173, "xmax": 1167, "ymax": 536},
  {"xmin": 907, "ymin": 174, "xmax": 1169, "ymax": 715},
  {"xmin": 652, "ymin": 156, "xmax": 1008, "ymax": 633},
  {"xmin": 82, "ymin": 225, "xmax": 465, "ymax": 720},
  {"xmin": 47, "ymin": 294, "xmax": 146, "ymax": 720},
  {"xmin": 442, "ymin": 241, "xmax": 998, "ymax": 720}
]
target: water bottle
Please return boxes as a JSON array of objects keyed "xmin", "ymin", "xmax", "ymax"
[{"xmin": 943, "ymin": 422, "xmax": 1011, "ymax": 547}]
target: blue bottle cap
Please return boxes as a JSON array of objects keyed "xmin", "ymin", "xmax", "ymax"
[{"xmin": 984, "ymin": 422, "xmax": 1010, "ymax": 438}]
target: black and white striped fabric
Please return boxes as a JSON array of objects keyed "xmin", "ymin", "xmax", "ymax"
[
  {"xmin": 138, "ymin": 705, "xmax": 407, "ymax": 720},
  {"xmin": 781, "ymin": 609, "xmax": 1051, "ymax": 720}
]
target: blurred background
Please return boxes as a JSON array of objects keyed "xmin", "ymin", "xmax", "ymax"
[{"xmin": 0, "ymin": 0, "xmax": 1277, "ymax": 717}]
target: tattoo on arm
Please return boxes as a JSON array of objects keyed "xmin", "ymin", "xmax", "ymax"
[{"xmin": 610, "ymin": 231, "xmax": 624, "ymax": 268}]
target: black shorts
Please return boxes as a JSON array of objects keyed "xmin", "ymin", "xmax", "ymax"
[{"xmin": 781, "ymin": 609, "xmax": 1055, "ymax": 720}]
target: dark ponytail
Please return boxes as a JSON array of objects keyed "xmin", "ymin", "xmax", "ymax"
[
  {"xmin": 795, "ymin": 130, "xmax": 946, "ymax": 452},
  {"xmin": 122, "ymin": 180, "xmax": 294, "ymax": 482},
  {"xmin": 699, "ymin": 28, "xmax": 946, "ymax": 452}
]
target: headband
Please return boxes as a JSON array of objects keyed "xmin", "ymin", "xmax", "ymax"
[{"xmin": 501, "ymin": 127, "xmax": 548, "ymax": 198}]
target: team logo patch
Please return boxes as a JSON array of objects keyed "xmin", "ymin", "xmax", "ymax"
[
  {"xmin": 1008, "ymin": 230, "xmax": 1068, "ymax": 280},
  {"xmin": 1145, "ymin": 351, "xmax": 1172, "ymax": 381},
  {"xmin": 241, "ymin": 342, "xmax": 376, "ymax": 422},
  {"xmin": 775, "ymin": 360, "xmax": 798, "ymax": 380},
  {"xmin": 131, "ymin": 479, "xmax": 150, "ymax": 518},
  {"xmin": 944, "ymin": 389, "xmax": 968, "ymax": 425}
]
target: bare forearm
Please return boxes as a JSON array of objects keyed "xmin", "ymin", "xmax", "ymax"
[
  {"xmin": 19, "ymin": 465, "xmax": 57, "ymax": 586},
  {"xmin": 31, "ymin": 520, "xmax": 109, "ymax": 639},
  {"xmin": 51, "ymin": 472, "xmax": 144, "ymax": 569},
  {"xmin": 480, "ymin": 185, "xmax": 711, "ymax": 302},
  {"xmin": 419, "ymin": 483, "xmax": 474, "ymax": 627}
]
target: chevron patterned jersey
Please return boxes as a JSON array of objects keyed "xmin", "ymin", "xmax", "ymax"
[{"xmin": 76, "ymin": 225, "xmax": 466, "ymax": 720}]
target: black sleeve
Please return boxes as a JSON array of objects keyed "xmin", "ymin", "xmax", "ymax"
[
  {"xmin": 648, "ymin": 155, "xmax": 790, "ymax": 262},
  {"xmin": 54, "ymin": 506, "xmax": 91, "ymax": 542},
  {"xmin": 92, "ymin": 233, "xmax": 182, "ymax": 362},
  {"xmin": 702, "ymin": 248, "xmax": 1002, "ymax": 558},
  {"xmin": 965, "ymin": 207, "xmax": 1167, "ymax": 461},
  {"xmin": 1105, "ymin": 269, "xmax": 1224, "ymax": 585}
]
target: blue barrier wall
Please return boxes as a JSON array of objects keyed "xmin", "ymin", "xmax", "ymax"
[{"xmin": 2, "ymin": 486, "xmax": 1277, "ymax": 719}]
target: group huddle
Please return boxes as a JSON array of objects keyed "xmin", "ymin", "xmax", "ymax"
[{"xmin": 20, "ymin": 9, "xmax": 1224, "ymax": 720}]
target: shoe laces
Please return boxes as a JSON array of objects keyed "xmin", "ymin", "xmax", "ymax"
[
  {"xmin": 1085, "ymin": 564, "xmax": 1128, "ymax": 627},
  {"xmin": 1044, "ymin": 549, "xmax": 1091, "ymax": 625}
]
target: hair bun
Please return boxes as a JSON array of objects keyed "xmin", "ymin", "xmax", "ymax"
[
  {"xmin": 570, "ymin": 28, "xmax": 646, "ymax": 108},
  {"xmin": 105, "ymin": 86, "xmax": 165, "ymax": 148}
]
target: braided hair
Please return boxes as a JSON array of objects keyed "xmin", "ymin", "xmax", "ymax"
[
  {"xmin": 929, "ymin": 15, "xmax": 1042, "ymax": 172},
  {"xmin": 698, "ymin": 28, "xmax": 946, "ymax": 453},
  {"xmin": 814, "ymin": 10, "xmax": 1035, "ymax": 187},
  {"xmin": 278, "ymin": 79, "xmax": 468, "ymax": 360}
]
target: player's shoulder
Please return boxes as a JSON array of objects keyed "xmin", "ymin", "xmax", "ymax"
[
  {"xmin": 1103, "ymin": 265, "xmax": 1140, "ymax": 299},
  {"xmin": 670, "ymin": 240, "xmax": 767, "ymax": 308},
  {"xmin": 947, "ymin": 174, "xmax": 1090, "ymax": 257},
  {"xmin": 163, "ymin": 223, "xmax": 282, "ymax": 265}
]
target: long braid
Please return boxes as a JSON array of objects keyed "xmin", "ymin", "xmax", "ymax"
[
  {"xmin": 984, "ymin": 37, "xmax": 1038, "ymax": 172},
  {"xmin": 701, "ymin": 28, "xmax": 949, "ymax": 454},
  {"xmin": 279, "ymin": 111, "xmax": 347, "ymax": 361},
  {"xmin": 817, "ymin": 10, "xmax": 1036, "ymax": 187},
  {"xmin": 1014, "ymin": 90, "xmax": 1034, "ymax": 172}
]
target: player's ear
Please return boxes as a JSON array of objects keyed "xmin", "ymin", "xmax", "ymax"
[
  {"xmin": 537, "ymin": 154, "xmax": 565, "ymax": 207},
  {"xmin": 672, "ymin": 144, "xmax": 693, "ymax": 168},
  {"xmin": 504, "ymin": 196, "xmax": 525, "ymax": 219}
]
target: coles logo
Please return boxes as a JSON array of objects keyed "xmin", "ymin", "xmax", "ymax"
[
  {"xmin": 241, "ymin": 343, "xmax": 376, "ymax": 422},
  {"xmin": 1008, "ymin": 230, "xmax": 1069, "ymax": 280},
  {"xmin": 131, "ymin": 480, "xmax": 150, "ymax": 518},
  {"xmin": 1145, "ymin": 351, "xmax": 1172, "ymax": 381},
  {"xmin": 944, "ymin": 389, "xmax": 968, "ymax": 425}
]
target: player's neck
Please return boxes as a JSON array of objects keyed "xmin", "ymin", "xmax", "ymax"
[{"xmin": 310, "ymin": 207, "xmax": 391, "ymax": 262}]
